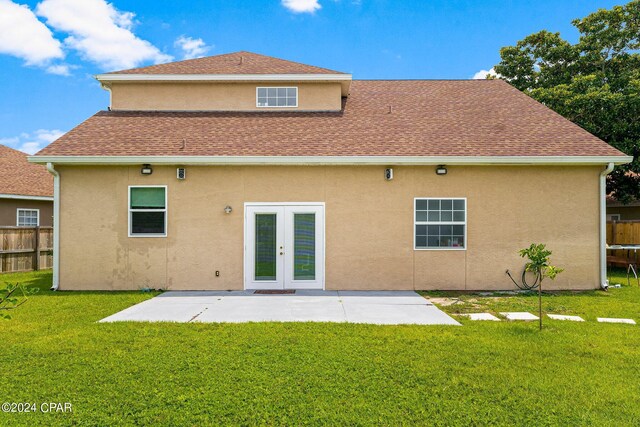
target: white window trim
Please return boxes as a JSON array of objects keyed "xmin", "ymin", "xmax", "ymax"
[
  {"xmin": 128, "ymin": 185, "xmax": 168, "ymax": 238},
  {"xmin": 256, "ymin": 86, "xmax": 298, "ymax": 108},
  {"xmin": 414, "ymin": 197, "xmax": 467, "ymax": 251},
  {"xmin": 16, "ymin": 208, "xmax": 39, "ymax": 227}
]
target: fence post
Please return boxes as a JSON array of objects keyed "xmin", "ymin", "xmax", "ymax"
[{"xmin": 34, "ymin": 226, "xmax": 40, "ymax": 271}]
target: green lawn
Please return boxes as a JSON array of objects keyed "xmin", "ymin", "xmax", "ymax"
[
  {"xmin": 422, "ymin": 269, "xmax": 640, "ymax": 321},
  {"xmin": 1, "ymin": 270, "xmax": 639, "ymax": 426}
]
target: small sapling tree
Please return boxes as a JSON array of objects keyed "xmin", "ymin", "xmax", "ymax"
[
  {"xmin": 0, "ymin": 283, "xmax": 36, "ymax": 320},
  {"xmin": 519, "ymin": 244, "xmax": 564, "ymax": 330}
]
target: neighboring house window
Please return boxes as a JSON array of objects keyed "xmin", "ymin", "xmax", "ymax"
[
  {"xmin": 129, "ymin": 186, "xmax": 167, "ymax": 237},
  {"xmin": 607, "ymin": 214, "xmax": 621, "ymax": 221},
  {"xmin": 17, "ymin": 209, "xmax": 39, "ymax": 227},
  {"xmin": 256, "ymin": 87, "xmax": 298, "ymax": 107},
  {"xmin": 414, "ymin": 198, "xmax": 466, "ymax": 250}
]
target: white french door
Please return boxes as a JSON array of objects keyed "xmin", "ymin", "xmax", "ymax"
[{"xmin": 245, "ymin": 204, "xmax": 324, "ymax": 290}]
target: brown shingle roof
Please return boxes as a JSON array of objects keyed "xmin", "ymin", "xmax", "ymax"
[
  {"xmin": 0, "ymin": 145, "xmax": 53, "ymax": 197},
  {"xmin": 108, "ymin": 51, "xmax": 346, "ymax": 75},
  {"xmin": 36, "ymin": 80, "xmax": 624, "ymax": 158}
]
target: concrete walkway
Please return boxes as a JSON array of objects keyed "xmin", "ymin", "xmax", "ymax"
[{"xmin": 99, "ymin": 290, "xmax": 460, "ymax": 325}]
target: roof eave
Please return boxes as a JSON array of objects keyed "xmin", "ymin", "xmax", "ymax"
[
  {"xmin": 28, "ymin": 155, "xmax": 633, "ymax": 166},
  {"xmin": 0, "ymin": 193, "xmax": 53, "ymax": 201}
]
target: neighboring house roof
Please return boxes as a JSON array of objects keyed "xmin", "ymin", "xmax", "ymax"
[
  {"xmin": 36, "ymin": 80, "xmax": 625, "ymax": 159},
  {"xmin": 607, "ymin": 195, "xmax": 640, "ymax": 207},
  {"xmin": 107, "ymin": 51, "xmax": 346, "ymax": 75},
  {"xmin": 0, "ymin": 145, "xmax": 53, "ymax": 198}
]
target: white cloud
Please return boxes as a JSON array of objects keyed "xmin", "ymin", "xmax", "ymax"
[
  {"xmin": 174, "ymin": 35, "xmax": 211, "ymax": 60},
  {"xmin": 0, "ymin": 0, "xmax": 64, "ymax": 66},
  {"xmin": 35, "ymin": 0, "xmax": 172, "ymax": 70},
  {"xmin": 282, "ymin": 0, "xmax": 321, "ymax": 13},
  {"xmin": 46, "ymin": 63, "xmax": 72, "ymax": 75},
  {"xmin": 0, "ymin": 129, "xmax": 65, "ymax": 154},
  {"xmin": 0, "ymin": 137, "xmax": 19, "ymax": 145},
  {"xmin": 472, "ymin": 68, "xmax": 498, "ymax": 80}
]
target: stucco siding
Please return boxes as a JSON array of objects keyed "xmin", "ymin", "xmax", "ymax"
[
  {"xmin": 110, "ymin": 82, "xmax": 343, "ymax": 111},
  {"xmin": 57, "ymin": 165, "xmax": 600, "ymax": 291}
]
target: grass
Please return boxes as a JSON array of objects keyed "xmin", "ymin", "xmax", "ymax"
[
  {"xmin": 0, "ymin": 270, "xmax": 639, "ymax": 426},
  {"xmin": 422, "ymin": 269, "xmax": 640, "ymax": 321}
]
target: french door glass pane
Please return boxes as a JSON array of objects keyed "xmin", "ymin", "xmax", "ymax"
[
  {"xmin": 255, "ymin": 214, "xmax": 277, "ymax": 281},
  {"xmin": 294, "ymin": 213, "xmax": 315, "ymax": 280}
]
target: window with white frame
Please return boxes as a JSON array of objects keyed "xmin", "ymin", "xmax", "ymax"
[
  {"xmin": 129, "ymin": 186, "xmax": 167, "ymax": 237},
  {"xmin": 415, "ymin": 198, "xmax": 466, "ymax": 249},
  {"xmin": 256, "ymin": 87, "xmax": 298, "ymax": 107},
  {"xmin": 17, "ymin": 209, "xmax": 39, "ymax": 227}
]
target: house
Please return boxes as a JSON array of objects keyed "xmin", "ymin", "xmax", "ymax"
[
  {"xmin": 0, "ymin": 144, "xmax": 53, "ymax": 227},
  {"xmin": 607, "ymin": 196, "xmax": 640, "ymax": 221},
  {"xmin": 30, "ymin": 51, "xmax": 631, "ymax": 291}
]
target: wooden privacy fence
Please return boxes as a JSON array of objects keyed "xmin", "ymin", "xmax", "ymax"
[
  {"xmin": 606, "ymin": 221, "xmax": 640, "ymax": 266},
  {"xmin": 607, "ymin": 220, "xmax": 640, "ymax": 245},
  {"xmin": 0, "ymin": 227, "xmax": 53, "ymax": 273}
]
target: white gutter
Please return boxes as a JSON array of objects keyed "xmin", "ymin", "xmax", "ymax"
[
  {"xmin": 0, "ymin": 194, "xmax": 53, "ymax": 201},
  {"xmin": 28, "ymin": 155, "xmax": 633, "ymax": 166},
  {"xmin": 600, "ymin": 162, "xmax": 615, "ymax": 290},
  {"xmin": 95, "ymin": 73, "xmax": 352, "ymax": 82},
  {"xmin": 46, "ymin": 163, "xmax": 60, "ymax": 291}
]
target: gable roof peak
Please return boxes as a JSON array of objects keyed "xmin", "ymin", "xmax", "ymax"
[{"xmin": 106, "ymin": 51, "xmax": 347, "ymax": 75}]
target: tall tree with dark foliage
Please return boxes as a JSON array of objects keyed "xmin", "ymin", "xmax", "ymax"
[{"xmin": 493, "ymin": 1, "xmax": 640, "ymax": 203}]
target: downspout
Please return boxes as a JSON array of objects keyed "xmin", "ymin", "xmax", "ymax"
[
  {"xmin": 99, "ymin": 82, "xmax": 113, "ymax": 111},
  {"xmin": 46, "ymin": 163, "xmax": 60, "ymax": 291},
  {"xmin": 600, "ymin": 162, "xmax": 614, "ymax": 290}
]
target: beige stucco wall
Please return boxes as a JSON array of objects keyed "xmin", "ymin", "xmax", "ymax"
[
  {"xmin": 57, "ymin": 165, "xmax": 601, "ymax": 291},
  {"xmin": 109, "ymin": 82, "xmax": 343, "ymax": 111},
  {"xmin": 0, "ymin": 199, "xmax": 53, "ymax": 227}
]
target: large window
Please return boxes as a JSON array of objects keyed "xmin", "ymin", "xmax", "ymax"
[
  {"xmin": 17, "ymin": 209, "xmax": 39, "ymax": 227},
  {"xmin": 256, "ymin": 87, "xmax": 298, "ymax": 107},
  {"xmin": 414, "ymin": 198, "xmax": 466, "ymax": 250},
  {"xmin": 129, "ymin": 186, "xmax": 167, "ymax": 237}
]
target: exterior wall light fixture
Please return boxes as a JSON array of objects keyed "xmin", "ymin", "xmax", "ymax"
[
  {"xmin": 435, "ymin": 165, "xmax": 447, "ymax": 175},
  {"xmin": 224, "ymin": 205, "xmax": 233, "ymax": 214},
  {"xmin": 141, "ymin": 164, "xmax": 153, "ymax": 175}
]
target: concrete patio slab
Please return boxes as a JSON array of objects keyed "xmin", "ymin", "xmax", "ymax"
[
  {"xmin": 99, "ymin": 298, "xmax": 204, "ymax": 323},
  {"xmin": 458, "ymin": 313, "xmax": 501, "ymax": 321},
  {"xmin": 500, "ymin": 312, "xmax": 539, "ymax": 321},
  {"xmin": 547, "ymin": 314, "xmax": 584, "ymax": 322},
  {"xmin": 597, "ymin": 317, "xmax": 636, "ymax": 324},
  {"xmin": 99, "ymin": 290, "xmax": 459, "ymax": 325}
]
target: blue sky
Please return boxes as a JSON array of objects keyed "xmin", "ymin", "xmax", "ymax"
[{"xmin": 0, "ymin": 0, "xmax": 621, "ymax": 154}]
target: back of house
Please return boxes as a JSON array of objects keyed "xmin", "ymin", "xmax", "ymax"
[{"xmin": 31, "ymin": 51, "xmax": 630, "ymax": 291}]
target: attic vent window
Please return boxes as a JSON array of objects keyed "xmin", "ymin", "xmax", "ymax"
[{"xmin": 257, "ymin": 87, "xmax": 298, "ymax": 108}]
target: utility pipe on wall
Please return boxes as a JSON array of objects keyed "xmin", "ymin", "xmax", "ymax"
[
  {"xmin": 46, "ymin": 163, "xmax": 60, "ymax": 291},
  {"xmin": 600, "ymin": 162, "xmax": 614, "ymax": 290}
]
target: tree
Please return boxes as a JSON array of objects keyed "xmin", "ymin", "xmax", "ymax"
[
  {"xmin": 493, "ymin": 1, "xmax": 640, "ymax": 203},
  {"xmin": 0, "ymin": 283, "xmax": 36, "ymax": 320},
  {"xmin": 519, "ymin": 244, "xmax": 563, "ymax": 330}
]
